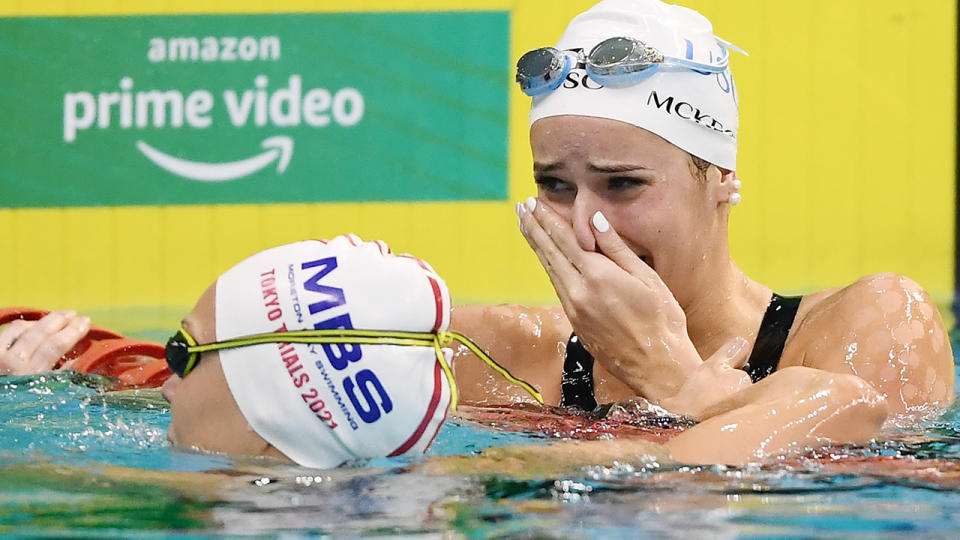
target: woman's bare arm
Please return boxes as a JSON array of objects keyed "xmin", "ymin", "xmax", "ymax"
[
  {"xmin": 781, "ymin": 273, "xmax": 955, "ymax": 416},
  {"xmin": 433, "ymin": 364, "xmax": 887, "ymax": 474},
  {"xmin": 665, "ymin": 366, "xmax": 887, "ymax": 464},
  {"xmin": 449, "ymin": 304, "xmax": 570, "ymax": 406}
]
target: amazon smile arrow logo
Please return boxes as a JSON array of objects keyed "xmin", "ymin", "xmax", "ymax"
[{"xmin": 136, "ymin": 136, "xmax": 294, "ymax": 182}]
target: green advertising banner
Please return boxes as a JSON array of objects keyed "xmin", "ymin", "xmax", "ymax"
[{"xmin": 0, "ymin": 12, "xmax": 509, "ymax": 207}]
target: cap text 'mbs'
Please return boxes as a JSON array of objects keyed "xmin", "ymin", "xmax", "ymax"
[{"xmin": 301, "ymin": 256, "xmax": 394, "ymax": 425}]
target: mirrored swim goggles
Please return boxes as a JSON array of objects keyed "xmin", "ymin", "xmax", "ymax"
[
  {"xmin": 165, "ymin": 326, "xmax": 542, "ymax": 411},
  {"xmin": 516, "ymin": 36, "xmax": 739, "ymax": 96}
]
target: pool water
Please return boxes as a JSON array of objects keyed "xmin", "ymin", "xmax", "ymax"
[{"xmin": 1, "ymin": 348, "xmax": 959, "ymax": 536}]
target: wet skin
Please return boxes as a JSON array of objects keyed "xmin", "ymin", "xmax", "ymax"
[
  {"xmin": 0, "ymin": 311, "xmax": 91, "ymax": 375},
  {"xmin": 451, "ymin": 115, "xmax": 954, "ymax": 419}
]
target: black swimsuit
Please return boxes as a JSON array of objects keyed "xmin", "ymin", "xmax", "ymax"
[{"xmin": 560, "ymin": 293, "xmax": 803, "ymax": 411}]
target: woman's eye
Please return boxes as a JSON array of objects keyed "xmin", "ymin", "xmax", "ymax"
[
  {"xmin": 608, "ymin": 177, "xmax": 646, "ymax": 191},
  {"xmin": 535, "ymin": 177, "xmax": 574, "ymax": 194}
]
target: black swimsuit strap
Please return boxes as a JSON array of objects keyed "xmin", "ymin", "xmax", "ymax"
[
  {"xmin": 560, "ymin": 293, "xmax": 802, "ymax": 409},
  {"xmin": 742, "ymin": 293, "xmax": 802, "ymax": 383},
  {"xmin": 560, "ymin": 333, "xmax": 598, "ymax": 411}
]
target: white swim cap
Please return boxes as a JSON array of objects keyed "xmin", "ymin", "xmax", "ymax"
[
  {"xmin": 528, "ymin": 0, "xmax": 743, "ymax": 170},
  {"xmin": 215, "ymin": 235, "xmax": 451, "ymax": 469}
]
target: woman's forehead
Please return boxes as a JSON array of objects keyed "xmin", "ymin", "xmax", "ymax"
[{"xmin": 531, "ymin": 116, "xmax": 685, "ymax": 169}]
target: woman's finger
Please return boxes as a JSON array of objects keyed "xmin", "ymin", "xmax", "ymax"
[
  {"xmin": 704, "ymin": 337, "xmax": 751, "ymax": 371},
  {"xmin": 26, "ymin": 315, "xmax": 91, "ymax": 374},
  {"xmin": 0, "ymin": 321, "xmax": 33, "ymax": 374},
  {"xmin": 0, "ymin": 320, "xmax": 32, "ymax": 352},
  {"xmin": 590, "ymin": 210, "xmax": 657, "ymax": 281},
  {"xmin": 4, "ymin": 311, "xmax": 75, "ymax": 372},
  {"xmin": 528, "ymin": 197, "xmax": 592, "ymax": 272},
  {"xmin": 517, "ymin": 200, "xmax": 580, "ymax": 299}
]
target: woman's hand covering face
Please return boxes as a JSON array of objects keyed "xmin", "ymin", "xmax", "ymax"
[{"xmin": 517, "ymin": 197, "xmax": 701, "ymax": 402}]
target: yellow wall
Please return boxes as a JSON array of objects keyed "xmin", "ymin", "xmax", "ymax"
[{"xmin": 0, "ymin": 0, "xmax": 955, "ymax": 331}]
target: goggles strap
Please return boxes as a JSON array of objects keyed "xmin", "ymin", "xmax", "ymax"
[
  {"xmin": 178, "ymin": 324, "xmax": 201, "ymax": 376},
  {"xmin": 432, "ymin": 338, "xmax": 460, "ymax": 411},
  {"xmin": 183, "ymin": 328, "xmax": 544, "ymax": 411},
  {"xmin": 438, "ymin": 330, "xmax": 544, "ymax": 406}
]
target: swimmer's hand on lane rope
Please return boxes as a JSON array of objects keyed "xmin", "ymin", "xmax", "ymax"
[
  {"xmin": 0, "ymin": 311, "xmax": 91, "ymax": 375},
  {"xmin": 181, "ymin": 327, "xmax": 542, "ymax": 412},
  {"xmin": 517, "ymin": 197, "xmax": 702, "ymax": 403}
]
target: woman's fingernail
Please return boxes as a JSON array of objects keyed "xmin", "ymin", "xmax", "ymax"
[
  {"xmin": 592, "ymin": 210, "xmax": 610, "ymax": 233},
  {"xmin": 726, "ymin": 337, "xmax": 748, "ymax": 355},
  {"xmin": 516, "ymin": 201, "xmax": 525, "ymax": 216},
  {"xmin": 733, "ymin": 179, "xmax": 742, "ymax": 190},
  {"xmin": 525, "ymin": 197, "xmax": 537, "ymax": 213}
]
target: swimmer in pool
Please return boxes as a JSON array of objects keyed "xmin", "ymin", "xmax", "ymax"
[
  {"xmin": 157, "ymin": 236, "xmax": 884, "ymax": 467},
  {"xmin": 0, "ymin": 1, "xmax": 945, "ymax": 466},
  {"xmin": 450, "ymin": 0, "xmax": 955, "ymax": 421},
  {"xmin": 0, "ymin": 236, "xmax": 884, "ymax": 466},
  {"xmin": 160, "ymin": 236, "xmax": 458, "ymax": 468}
]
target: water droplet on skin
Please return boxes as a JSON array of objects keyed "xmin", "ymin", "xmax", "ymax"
[
  {"xmin": 932, "ymin": 326, "xmax": 945, "ymax": 353},
  {"xmin": 844, "ymin": 342, "xmax": 858, "ymax": 362}
]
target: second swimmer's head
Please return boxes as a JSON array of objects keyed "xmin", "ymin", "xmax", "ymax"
[{"xmin": 163, "ymin": 236, "xmax": 452, "ymax": 468}]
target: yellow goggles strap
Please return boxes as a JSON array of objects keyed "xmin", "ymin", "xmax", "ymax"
[{"xmin": 185, "ymin": 328, "xmax": 543, "ymax": 411}]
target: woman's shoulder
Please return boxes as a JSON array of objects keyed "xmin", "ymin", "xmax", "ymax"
[
  {"xmin": 793, "ymin": 272, "xmax": 941, "ymax": 334},
  {"xmin": 781, "ymin": 273, "xmax": 954, "ymax": 413}
]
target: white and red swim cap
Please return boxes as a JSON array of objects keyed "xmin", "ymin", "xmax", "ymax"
[
  {"xmin": 529, "ymin": 0, "xmax": 743, "ymax": 170},
  {"xmin": 214, "ymin": 235, "xmax": 451, "ymax": 468}
]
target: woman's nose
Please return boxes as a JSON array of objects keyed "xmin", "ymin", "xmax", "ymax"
[
  {"xmin": 571, "ymin": 192, "xmax": 600, "ymax": 252},
  {"xmin": 161, "ymin": 374, "xmax": 182, "ymax": 404}
]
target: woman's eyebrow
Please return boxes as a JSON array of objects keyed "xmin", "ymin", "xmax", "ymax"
[
  {"xmin": 588, "ymin": 161, "xmax": 650, "ymax": 173},
  {"xmin": 533, "ymin": 160, "xmax": 562, "ymax": 172}
]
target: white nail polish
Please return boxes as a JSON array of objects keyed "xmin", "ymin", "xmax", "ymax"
[
  {"xmin": 730, "ymin": 193, "xmax": 742, "ymax": 206},
  {"xmin": 516, "ymin": 201, "xmax": 525, "ymax": 217},
  {"xmin": 733, "ymin": 179, "xmax": 742, "ymax": 190},
  {"xmin": 526, "ymin": 197, "xmax": 537, "ymax": 212},
  {"xmin": 592, "ymin": 210, "xmax": 610, "ymax": 232}
]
